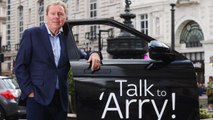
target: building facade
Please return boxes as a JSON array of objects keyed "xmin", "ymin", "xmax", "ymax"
[
  {"xmin": 3, "ymin": 0, "xmax": 70, "ymax": 75},
  {"xmin": 0, "ymin": 0, "xmax": 6, "ymax": 75},
  {"xmin": 129, "ymin": 0, "xmax": 213, "ymax": 84},
  {"xmin": 0, "ymin": 0, "xmax": 6, "ymax": 44},
  {"xmin": 69, "ymin": 0, "xmax": 213, "ymax": 84},
  {"xmin": 3, "ymin": 0, "xmax": 213, "ymax": 83}
]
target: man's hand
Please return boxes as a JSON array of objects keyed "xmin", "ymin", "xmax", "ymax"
[
  {"xmin": 87, "ymin": 52, "xmax": 101, "ymax": 71},
  {"xmin": 28, "ymin": 92, "xmax": 34, "ymax": 98}
]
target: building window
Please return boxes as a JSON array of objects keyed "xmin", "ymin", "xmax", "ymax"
[
  {"xmin": 18, "ymin": 6, "xmax": 24, "ymax": 40},
  {"xmin": 140, "ymin": 14, "xmax": 148, "ymax": 35},
  {"xmin": 38, "ymin": 0, "xmax": 44, "ymax": 26},
  {"xmin": 7, "ymin": 16, "xmax": 10, "ymax": 21},
  {"xmin": 180, "ymin": 21, "xmax": 204, "ymax": 48},
  {"xmin": 182, "ymin": 52, "xmax": 204, "ymax": 83},
  {"xmin": 89, "ymin": 0, "xmax": 97, "ymax": 40},
  {"xmin": 76, "ymin": 0, "xmax": 80, "ymax": 11},
  {"xmin": 6, "ymin": 0, "xmax": 11, "ymax": 43},
  {"xmin": 182, "ymin": 52, "xmax": 204, "ymax": 61},
  {"xmin": 74, "ymin": 34, "xmax": 79, "ymax": 44},
  {"xmin": 29, "ymin": 8, "xmax": 31, "ymax": 24},
  {"xmin": 7, "ymin": 4, "xmax": 10, "ymax": 9},
  {"xmin": 90, "ymin": 1, "xmax": 97, "ymax": 18}
]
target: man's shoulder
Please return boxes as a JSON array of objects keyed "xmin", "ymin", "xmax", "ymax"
[{"xmin": 25, "ymin": 25, "xmax": 46, "ymax": 33}]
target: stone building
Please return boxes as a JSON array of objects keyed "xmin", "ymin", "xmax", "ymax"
[
  {"xmin": 2, "ymin": 0, "xmax": 70, "ymax": 75},
  {"xmin": 69, "ymin": 0, "xmax": 213, "ymax": 84},
  {"xmin": 129, "ymin": 0, "xmax": 213, "ymax": 84},
  {"xmin": 3, "ymin": 0, "xmax": 213, "ymax": 84},
  {"xmin": 0, "ymin": 0, "xmax": 6, "ymax": 44},
  {"xmin": 0, "ymin": 0, "xmax": 6, "ymax": 75}
]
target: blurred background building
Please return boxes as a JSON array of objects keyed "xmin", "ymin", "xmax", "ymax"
[
  {"xmin": 1, "ymin": 0, "xmax": 213, "ymax": 84},
  {"xmin": 0, "ymin": 0, "xmax": 6, "ymax": 75}
]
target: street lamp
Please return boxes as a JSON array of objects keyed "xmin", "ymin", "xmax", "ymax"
[
  {"xmin": 83, "ymin": 42, "xmax": 91, "ymax": 54},
  {"xmin": 98, "ymin": 28, "xmax": 114, "ymax": 52},
  {"xmin": 73, "ymin": 34, "xmax": 79, "ymax": 44},
  {"xmin": 85, "ymin": 32, "xmax": 91, "ymax": 40},
  {"xmin": 6, "ymin": 42, "xmax": 11, "ymax": 51},
  {"xmin": 85, "ymin": 28, "xmax": 114, "ymax": 52},
  {"xmin": 170, "ymin": 0, "xmax": 177, "ymax": 50}
]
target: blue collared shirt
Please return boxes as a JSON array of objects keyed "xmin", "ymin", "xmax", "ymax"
[{"xmin": 45, "ymin": 24, "xmax": 61, "ymax": 89}]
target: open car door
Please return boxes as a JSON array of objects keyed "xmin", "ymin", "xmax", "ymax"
[{"xmin": 63, "ymin": 18, "xmax": 199, "ymax": 120}]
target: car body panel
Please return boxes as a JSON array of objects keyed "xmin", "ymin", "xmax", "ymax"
[
  {"xmin": 0, "ymin": 76, "xmax": 26, "ymax": 119},
  {"xmin": 70, "ymin": 59, "xmax": 199, "ymax": 120},
  {"xmin": 64, "ymin": 18, "xmax": 199, "ymax": 120}
]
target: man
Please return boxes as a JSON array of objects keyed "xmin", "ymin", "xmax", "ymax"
[
  {"xmin": 14, "ymin": 1, "xmax": 101, "ymax": 120},
  {"xmin": 207, "ymin": 76, "xmax": 213, "ymax": 110}
]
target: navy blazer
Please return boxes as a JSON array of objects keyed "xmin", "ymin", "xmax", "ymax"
[{"xmin": 15, "ymin": 25, "xmax": 85, "ymax": 112}]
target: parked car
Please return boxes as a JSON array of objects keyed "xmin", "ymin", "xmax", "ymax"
[
  {"xmin": 0, "ymin": 76, "xmax": 26, "ymax": 120},
  {"xmin": 63, "ymin": 18, "xmax": 199, "ymax": 120}
]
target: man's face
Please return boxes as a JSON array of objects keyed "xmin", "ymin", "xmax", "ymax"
[{"xmin": 46, "ymin": 5, "xmax": 66, "ymax": 33}]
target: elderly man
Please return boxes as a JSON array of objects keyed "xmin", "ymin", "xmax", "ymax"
[{"xmin": 15, "ymin": 1, "xmax": 101, "ymax": 120}]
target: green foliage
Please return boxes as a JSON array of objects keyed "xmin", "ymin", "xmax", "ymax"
[
  {"xmin": 68, "ymin": 68, "xmax": 74, "ymax": 95},
  {"xmin": 206, "ymin": 81, "xmax": 213, "ymax": 96},
  {"xmin": 67, "ymin": 68, "xmax": 76, "ymax": 113},
  {"xmin": 200, "ymin": 109, "xmax": 213, "ymax": 119}
]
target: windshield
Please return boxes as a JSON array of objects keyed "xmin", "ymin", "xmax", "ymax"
[{"xmin": 0, "ymin": 78, "xmax": 20, "ymax": 91}]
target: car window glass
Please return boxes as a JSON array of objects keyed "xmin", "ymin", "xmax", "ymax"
[
  {"xmin": 0, "ymin": 80, "xmax": 8, "ymax": 90},
  {"xmin": 2, "ymin": 80, "xmax": 12, "ymax": 88},
  {"xmin": 2, "ymin": 79, "xmax": 19, "ymax": 89},
  {"xmin": 72, "ymin": 25, "xmax": 149, "ymax": 58},
  {"xmin": 0, "ymin": 81, "xmax": 5, "ymax": 90},
  {"xmin": 10, "ymin": 79, "xmax": 20, "ymax": 89}
]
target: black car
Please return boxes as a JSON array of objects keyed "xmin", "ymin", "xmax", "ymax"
[
  {"xmin": 63, "ymin": 18, "xmax": 199, "ymax": 120},
  {"xmin": 0, "ymin": 76, "xmax": 26, "ymax": 120}
]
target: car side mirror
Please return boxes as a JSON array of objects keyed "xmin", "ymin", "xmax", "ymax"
[{"xmin": 149, "ymin": 41, "xmax": 174, "ymax": 62}]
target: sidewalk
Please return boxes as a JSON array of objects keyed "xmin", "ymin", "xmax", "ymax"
[
  {"xmin": 67, "ymin": 113, "xmax": 77, "ymax": 120},
  {"xmin": 20, "ymin": 96, "xmax": 209, "ymax": 120},
  {"xmin": 19, "ymin": 114, "xmax": 77, "ymax": 120},
  {"xmin": 66, "ymin": 96, "xmax": 208, "ymax": 120},
  {"xmin": 199, "ymin": 95, "xmax": 208, "ymax": 108}
]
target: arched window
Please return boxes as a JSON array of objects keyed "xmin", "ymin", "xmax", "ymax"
[
  {"xmin": 38, "ymin": 0, "xmax": 44, "ymax": 26},
  {"xmin": 180, "ymin": 21, "xmax": 204, "ymax": 47},
  {"xmin": 18, "ymin": 5, "xmax": 23, "ymax": 40}
]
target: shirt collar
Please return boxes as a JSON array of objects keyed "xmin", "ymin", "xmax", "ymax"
[{"xmin": 45, "ymin": 24, "xmax": 63, "ymax": 37}]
